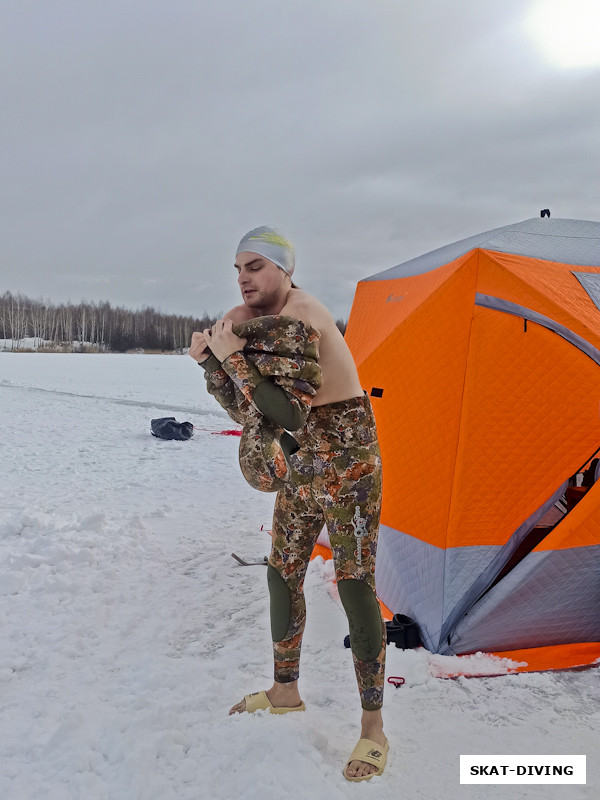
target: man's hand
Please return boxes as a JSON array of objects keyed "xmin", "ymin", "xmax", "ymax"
[
  {"xmin": 203, "ymin": 318, "xmax": 247, "ymax": 361},
  {"xmin": 189, "ymin": 331, "xmax": 211, "ymax": 363}
]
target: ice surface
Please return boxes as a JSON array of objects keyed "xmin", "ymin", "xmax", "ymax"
[{"xmin": 0, "ymin": 353, "xmax": 597, "ymax": 799}]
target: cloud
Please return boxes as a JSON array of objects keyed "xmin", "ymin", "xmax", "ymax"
[{"xmin": 1, "ymin": 0, "xmax": 599, "ymax": 321}]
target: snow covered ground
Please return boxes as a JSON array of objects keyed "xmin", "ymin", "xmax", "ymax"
[{"xmin": 1, "ymin": 353, "xmax": 598, "ymax": 800}]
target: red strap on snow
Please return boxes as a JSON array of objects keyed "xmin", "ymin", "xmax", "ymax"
[
  {"xmin": 193, "ymin": 427, "xmax": 242, "ymax": 436},
  {"xmin": 387, "ymin": 676, "xmax": 405, "ymax": 688}
]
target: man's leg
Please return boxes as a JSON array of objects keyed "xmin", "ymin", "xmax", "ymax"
[
  {"xmin": 333, "ymin": 512, "xmax": 386, "ymax": 715},
  {"xmin": 322, "ymin": 440, "xmax": 387, "ymax": 778},
  {"xmin": 268, "ymin": 480, "xmax": 324, "ymax": 685},
  {"xmin": 229, "ymin": 478, "xmax": 324, "ymax": 713}
]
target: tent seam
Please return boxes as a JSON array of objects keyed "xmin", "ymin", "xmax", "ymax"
[{"xmin": 440, "ymin": 251, "xmax": 480, "ymax": 649}]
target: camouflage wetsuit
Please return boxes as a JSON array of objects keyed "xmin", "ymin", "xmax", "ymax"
[{"xmin": 201, "ymin": 315, "xmax": 386, "ymax": 711}]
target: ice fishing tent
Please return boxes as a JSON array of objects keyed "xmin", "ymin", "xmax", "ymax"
[{"xmin": 345, "ymin": 217, "xmax": 600, "ymax": 671}]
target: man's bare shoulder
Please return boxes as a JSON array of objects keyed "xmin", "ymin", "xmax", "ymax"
[
  {"xmin": 223, "ymin": 305, "xmax": 255, "ymax": 324},
  {"xmin": 279, "ymin": 289, "xmax": 333, "ymax": 331}
]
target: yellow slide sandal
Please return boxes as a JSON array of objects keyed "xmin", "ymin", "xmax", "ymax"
[
  {"xmin": 244, "ymin": 691, "xmax": 306, "ymax": 714},
  {"xmin": 343, "ymin": 737, "xmax": 389, "ymax": 781}
]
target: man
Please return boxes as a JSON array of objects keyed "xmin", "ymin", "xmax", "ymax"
[{"xmin": 189, "ymin": 226, "xmax": 387, "ymax": 781}]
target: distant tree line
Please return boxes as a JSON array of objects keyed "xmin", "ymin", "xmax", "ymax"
[
  {"xmin": 0, "ymin": 291, "xmax": 219, "ymax": 352},
  {"xmin": 0, "ymin": 290, "xmax": 348, "ymax": 352}
]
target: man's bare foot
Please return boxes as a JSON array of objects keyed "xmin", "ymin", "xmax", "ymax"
[
  {"xmin": 229, "ymin": 680, "xmax": 303, "ymax": 715},
  {"xmin": 344, "ymin": 708, "xmax": 387, "ymax": 780}
]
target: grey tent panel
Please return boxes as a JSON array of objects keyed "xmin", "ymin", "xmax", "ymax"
[
  {"xmin": 573, "ymin": 272, "xmax": 600, "ymax": 313},
  {"xmin": 442, "ymin": 544, "xmax": 600, "ymax": 655},
  {"xmin": 443, "ymin": 544, "xmax": 507, "ymax": 627},
  {"xmin": 439, "ymin": 479, "xmax": 568, "ymax": 649},
  {"xmin": 375, "ymin": 526, "xmax": 445, "ymax": 652},
  {"xmin": 363, "ymin": 218, "xmax": 600, "ymax": 282}
]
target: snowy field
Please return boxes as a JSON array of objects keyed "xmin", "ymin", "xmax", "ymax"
[{"xmin": 1, "ymin": 353, "xmax": 598, "ymax": 800}]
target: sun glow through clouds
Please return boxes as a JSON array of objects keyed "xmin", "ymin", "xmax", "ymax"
[{"xmin": 525, "ymin": 0, "xmax": 600, "ymax": 69}]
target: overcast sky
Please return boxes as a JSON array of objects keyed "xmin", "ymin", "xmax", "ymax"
[{"xmin": 1, "ymin": 0, "xmax": 599, "ymax": 321}]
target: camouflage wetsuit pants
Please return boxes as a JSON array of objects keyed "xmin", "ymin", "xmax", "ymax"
[{"xmin": 267, "ymin": 394, "xmax": 386, "ymax": 711}]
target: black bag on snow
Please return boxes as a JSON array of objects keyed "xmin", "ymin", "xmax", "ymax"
[{"xmin": 150, "ymin": 417, "xmax": 194, "ymax": 441}]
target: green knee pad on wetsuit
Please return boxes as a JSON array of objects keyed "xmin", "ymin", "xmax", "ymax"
[
  {"xmin": 253, "ymin": 381, "xmax": 304, "ymax": 431},
  {"xmin": 337, "ymin": 579, "xmax": 383, "ymax": 662},
  {"xmin": 267, "ymin": 565, "xmax": 292, "ymax": 642},
  {"xmin": 254, "ymin": 386, "xmax": 300, "ymax": 463}
]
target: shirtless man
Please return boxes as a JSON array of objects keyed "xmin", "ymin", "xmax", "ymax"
[{"xmin": 189, "ymin": 227, "xmax": 387, "ymax": 781}]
